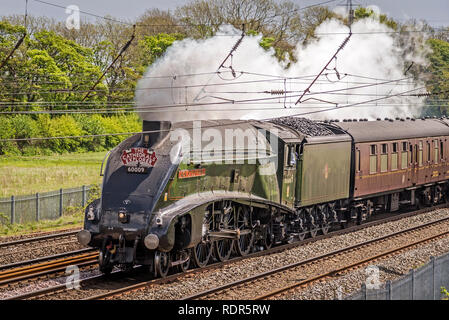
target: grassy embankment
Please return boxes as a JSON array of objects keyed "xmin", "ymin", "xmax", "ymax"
[{"xmin": 0, "ymin": 152, "xmax": 105, "ymax": 236}]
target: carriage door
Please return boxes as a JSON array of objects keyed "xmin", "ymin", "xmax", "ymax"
[
  {"xmin": 410, "ymin": 143, "xmax": 419, "ymax": 185},
  {"xmin": 282, "ymin": 144, "xmax": 297, "ymax": 208}
]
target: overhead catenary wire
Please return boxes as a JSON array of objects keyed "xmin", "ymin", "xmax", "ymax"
[
  {"xmin": 0, "ymin": 73, "xmax": 415, "ymax": 96},
  {"xmin": 29, "ymin": 0, "xmax": 449, "ymax": 35},
  {"xmin": 81, "ymin": 25, "xmax": 136, "ymax": 101},
  {"xmin": 3, "ymin": 63, "xmax": 449, "ymax": 86},
  {"xmin": 0, "ymin": 102, "xmax": 440, "ymax": 115},
  {"xmin": 0, "ymin": 85, "xmax": 427, "ymax": 142},
  {"xmin": 0, "ymin": 76, "xmax": 416, "ymax": 114},
  {"xmin": 32, "ymin": 0, "xmax": 340, "ymax": 28},
  {"xmin": 0, "ymin": 3, "xmax": 445, "ymax": 122}
]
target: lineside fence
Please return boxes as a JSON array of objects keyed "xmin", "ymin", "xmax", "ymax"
[
  {"xmin": 0, "ymin": 185, "xmax": 99, "ymax": 224},
  {"xmin": 347, "ymin": 253, "xmax": 449, "ymax": 300}
]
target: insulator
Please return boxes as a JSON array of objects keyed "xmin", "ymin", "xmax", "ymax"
[
  {"xmin": 266, "ymin": 90, "xmax": 286, "ymax": 95},
  {"xmin": 231, "ymin": 37, "xmax": 243, "ymax": 52}
]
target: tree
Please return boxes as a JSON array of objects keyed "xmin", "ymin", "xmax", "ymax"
[
  {"xmin": 27, "ymin": 30, "xmax": 105, "ymax": 105},
  {"xmin": 424, "ymin": 38, "xmax": 449, "ymax": 116},
  {"xmin": 138, "ymin": 33, "xmax": 185, "ymax": 68},
  {"xmin": 175, "ymin": 0, "xmax": 304, "ymax": 61}
]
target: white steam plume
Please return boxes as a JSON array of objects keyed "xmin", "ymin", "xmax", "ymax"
[{"xmin": 135, "ymin": 16, "xmax": 429, "ymax": 122}]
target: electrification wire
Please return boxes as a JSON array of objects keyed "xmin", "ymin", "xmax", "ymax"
[
  {"xmin": 0, "ymin": 72, "xmax": 415, "ymax": 97},
  {"xmin": 0, "ymin": 84, "xmax": 433, "ymax": 143},
  {"xmin": 30, "ymin": 0, "xmax": 449, "ymax": 36},
  {"xmin": 0, "ymin": 76, "xmax": 414, "ymax": 114}
]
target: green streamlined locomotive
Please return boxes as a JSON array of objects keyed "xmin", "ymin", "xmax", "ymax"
[{"xmin": 78, "ymin": 117, "xmax": 449, "ymax": 276}]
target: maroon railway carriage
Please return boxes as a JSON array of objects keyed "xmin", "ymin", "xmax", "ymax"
[{"xmin": 335, "ymin": 118, "xmax": 449, "ymax": 218}]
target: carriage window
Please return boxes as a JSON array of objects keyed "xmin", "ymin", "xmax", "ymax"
[
  {"xmin": 434, "ymin": 140, "xmax": 439, "ymax": 164},
  {"xmin": 427, "ymin": 141, "xmax": 431, "ymax": 162},
  {"xmin": 401, "ymin": 142, "xmax": 408, "ymax": 169},
  {"xmin": 289, "ymin": 146, "xmax": 296, "ymax": 166},
  {"xmin": 380, "ymin": 144, "xmax": 388, "ymax": 172},
  {"xmin": 441, "ymin": 140, "xmax": 444, "ymax": 160},
  {"xmin": 285, "ymin": 145, "xmax": 296, "ymax": 166},
  {"xmin": 402, "ymin": 142, "xmax": 407, "ymax": 151},
  {"xmin": 370, "ymin": 145, "xmax": 377, "ymax": 174},
  {"xmin": 392, "ymin": 143, "xmax": 398, "ymax": 153},
  {"xmin": 391, "ymin": 143, "xmax": 398, "ymax": 171}
]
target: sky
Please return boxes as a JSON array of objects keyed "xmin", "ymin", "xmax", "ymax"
[{"xmin": 1, "ymin": 0, "xmax": 449, "ymax": 27}]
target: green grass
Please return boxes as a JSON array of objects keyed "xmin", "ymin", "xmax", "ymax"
[
  {"xmin": 0, "ymin": 185, "xmax": 101, "ymax": 236},
  {"xmin": 0, "ymin": 151, "xmax": 106, "ymax": 197},
  {"xmin": 0, "ymin": 209, "xmax": 84, "ymax": 236}
]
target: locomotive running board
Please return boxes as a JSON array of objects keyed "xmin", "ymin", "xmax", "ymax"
[{"xmin": 208, "ymin": 229, "xmax": 251, "ymax": 240}]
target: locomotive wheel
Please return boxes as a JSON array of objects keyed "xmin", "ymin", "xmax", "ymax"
[
  {"xmin": 262, "ymin": 222, "xmax": 273, "ymax": 250},
  {"xmin": 99, "ymin": 250, "xmax": 113, "ymax": 275},
  {"xmin": 214, "ymin": 202, "xmax": 235, "ymax": 261},
  {"xmin": 154, "ymin": 251, "xmax": 170, "ymax": 278},
  {"xmin": 235, "ymin": 206, "xmax": 254, "ymax": 256},
  {"xmin": 214, "ymin": 239, "xmax": 233, "ymax": 262},
  {"xmin": 192, "ymin": 241, "xmax": 212, "ymax": 268},
  {"xmin": 321, "ymin": 224, "xmax": 331, "ymax": 235},
  {"xmin": 309, "ymin": 228, "xmax": 318, "ymax": 238},
  {"xmin": 319, "ymin": 205, "xmax": 331, "ymax": 235},
  {"xmin": 176, "ymin": 249, "xmax": 191, "ymax": 273}
]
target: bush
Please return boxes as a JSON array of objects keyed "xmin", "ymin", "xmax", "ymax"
[
  {"xmin": 0, "ymin": 117, "xmax": 19, "ymax": 155},
  {"xmin": 72, "ymin": 114, "xmax": 106, "ymax": 151},
  {"xmin": 47, "ymin": 115, "xmax": 84, "ymax": 153},
  {"xmin": 0, "ymin": 113, "xmax": 142, "ymax": 155}
]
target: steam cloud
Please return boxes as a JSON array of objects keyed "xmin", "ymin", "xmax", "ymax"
[{"xmin": 135, "ymin": 14, "xmax": 429, "ymax": 122}]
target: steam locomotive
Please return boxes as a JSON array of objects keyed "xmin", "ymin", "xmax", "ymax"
[{"xmin": 77, "ymin": 117, "xmax": 449, "ymax": 276}]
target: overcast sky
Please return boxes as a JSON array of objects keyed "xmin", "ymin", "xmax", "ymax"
[{"xmin": 2, "ymin": 0, "xmax": 449, "ymax": 27}]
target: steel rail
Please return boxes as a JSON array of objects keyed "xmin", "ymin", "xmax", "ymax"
[
  {"xmin": 0, "ymin": 252, "xmax": 98, "ymax": 286},
  {"xmin": 0, "ymin": 230, "xmax": 80, "ymax": 249},
  {"xmin": 181, "ymin": 216, "xmax": 449, "ymax": 300},
  {"xmin": 0, "ymin": 248, "xmax": 94, "ymax": 271},
  {"xmin": 4, "ymin": 273, "xmax": 108, "ymax": 300},
  {"xmin": 256, "ymin": 229, "xmax": 449, "ymax": 300}
]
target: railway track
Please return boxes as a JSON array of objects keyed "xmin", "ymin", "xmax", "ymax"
[
  {"xmin": 0, "ymin": 248, "xmax": 94, "ymax": 271},
  {"xmin": 5, "ymin": 204, "xmax": 449, "ymax": 300},
  {"xmin": 181, "ymin": 216, "xmax": 449, "ymax": 300},
  {"xmin": 0, "ymin": 230, "xmax": 80, "ymax": 249},
  {"xmin": 0, "ymin": 229, "xmax": 86, "ymax": 268},
  {"xmin": 0, "ymin": 250, "xmax": 98, "ymax": 286}
]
